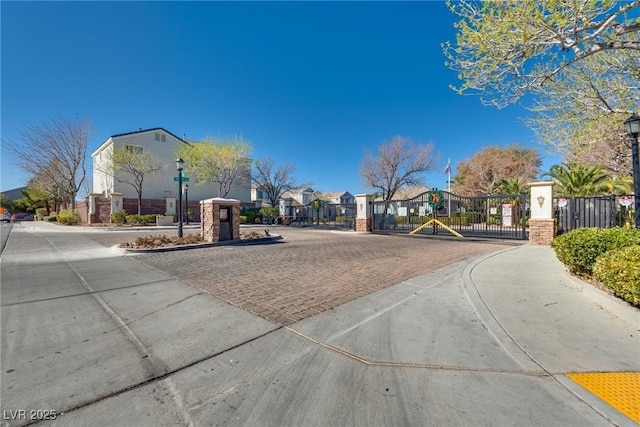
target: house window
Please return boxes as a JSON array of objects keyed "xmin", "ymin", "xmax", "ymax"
[
  {"xmin": 155, "ymin": 132, "xmax": 160, "ymax": 141},
  {"xmin": 161, "ymin": 134, "xmax": 166, "ymax": 142},
  {"xmin": 125, "ymin": 145, "xmax": 143, "ymax": 154}
]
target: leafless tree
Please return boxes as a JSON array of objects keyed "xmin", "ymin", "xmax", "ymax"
[
  {"xmin": 360, "ymin": 136, "xmax": 439, "ymax": 201},
  {"xmin": 6, "ymin": 116, "xmax": 90, "ymax": 209},
  {"xmin": 252, "ymin": 158, "xmax": 303, "ymax": 207}
]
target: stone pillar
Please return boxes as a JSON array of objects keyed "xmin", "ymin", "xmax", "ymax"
[
  {"xmin": 528, "ymin": 181, "xmax": 556, "ymax": 245},
  {"xmin": 201, "ymin": 198, "xmax": 241, "ymax": 243},
  {"xmin": 110, "ymin": 192, "xmax": 123, "ymax": 215},
  {"xmin": 279, "ymin": 199, "xmax": 291, "ymax": 225},
  {"xmin": 87, "ymin": 192, "xmax": 102, "ymax": 224},
  {"xmin": 355, "ymin": 194, "xmax": 373, "ymax": 232}
]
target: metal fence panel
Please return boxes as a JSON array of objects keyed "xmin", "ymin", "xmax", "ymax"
[
  {"xmin": 372, "ymin": 190, "xmax": 527, "ymax": 240},
  {"xmin": 554, "ymin": 195, "xmax": 635, "ymax": 233}
]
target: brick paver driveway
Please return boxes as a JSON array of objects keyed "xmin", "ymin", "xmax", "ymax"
[{"xmin": 85, "ymin": 227, "xmax": 514, "ymax": 325}]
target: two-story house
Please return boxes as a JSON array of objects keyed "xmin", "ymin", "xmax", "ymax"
[{"xmin": 91, "ymin": 127, "xmax": 251, "ymax": 218}]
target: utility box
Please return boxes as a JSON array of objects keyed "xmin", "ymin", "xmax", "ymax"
[{"xmin": 201, "ymin": 198, "xmax": 241, "ymax": 243}]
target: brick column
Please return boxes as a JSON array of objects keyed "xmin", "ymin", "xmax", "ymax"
[
  {"xmin": 200, "ymin": 198, "xmax": 241, "ymax": 243},
  {"xmin": 528, "ymin": 181, "xmax": 555, "ymax": 245}
]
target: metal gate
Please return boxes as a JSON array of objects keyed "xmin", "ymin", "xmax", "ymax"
[
  {"xmin": 554, "ymin": 195, "xmax": 635, "ymax": 234},
  {"xmin": 288, "ymin": 202, "xmax": 356, "ymax": 230},
  {"xmin": 372, "ymin": 190, "xmax": 528, "ymax": 240}
]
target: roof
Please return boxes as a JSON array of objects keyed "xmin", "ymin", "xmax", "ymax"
[
  {"xmin": 323, "ymin": 191, "xmax": 353, "ymax": 199},
  {"xmin": 91, "ymin": 127, "xmax": 188, "ymax": 157},
  {"xmin": 109, "ymin": 127, "xmax": 184, "ymax": 141},
  {"xmin": 373, "ymin": 186, "xmax": 431, "ymax": 201}
]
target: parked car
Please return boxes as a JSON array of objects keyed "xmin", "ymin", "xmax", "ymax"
[{"xmin": 0, "ymin": 208, "xmax": 11, "ymax": 222}]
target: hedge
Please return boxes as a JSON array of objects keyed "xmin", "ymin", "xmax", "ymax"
[
  {"xmin": 551, "ymin": 227, "xmax": 640, "ymax": 276},
  {"xmin": 593, "ymin": 245, "xmax": 640, "ymax": 307}
]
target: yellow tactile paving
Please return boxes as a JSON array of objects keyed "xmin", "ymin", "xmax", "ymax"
[{"xmin": 567, "ymin": 372, "xmax": 640, "ymax": 423}]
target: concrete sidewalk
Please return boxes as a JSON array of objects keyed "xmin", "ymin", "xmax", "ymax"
[{"xmin": 2, "ymin": 224, "xmax": 638, "ymax": 426}]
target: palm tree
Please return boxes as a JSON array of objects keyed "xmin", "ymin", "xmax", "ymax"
[
  {"xmin": 543, "ymin": 163, "xmax": 611, "ymax": 197},
  {"xmin": 496, "ymin": 178, "xmax": 529, "ymax": 225},
  {"xmin": 497, "ymin": 177, "xmax": 529, "ymax": 196}
]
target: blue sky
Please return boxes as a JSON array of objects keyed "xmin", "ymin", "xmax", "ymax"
[{"xmin": 1, "ymin": 1, "xmax": 561, "ymax": 196}]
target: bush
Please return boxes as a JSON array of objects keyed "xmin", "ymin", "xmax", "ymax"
[
  {"xmin": 58, "ymin": 209, "xmax": 80, "ymax": 225},
  {"xmin": 43, "ymin": 214, "xmax": 58, "ymax": 222},
  {"xmin": 126, "ymin": 214, "xmax": 146, "ymax": 225},
  {"xmin": 552, "ymin": 227, "xmax": 640, "ymax": 276},
  {"xmin": 239, "ymin": 215, "xmax": 248, "ymax": 224},
  {"xmin": 35, "ymin": 208, "xmax": 49, "ymax": 221},
  {"xmin": 593, "ymin": 245, "xmax": 640, "ymax": 307},
  {"xmin": 111, "ymin": 209, "xmax": 127, "ymax": 225}
]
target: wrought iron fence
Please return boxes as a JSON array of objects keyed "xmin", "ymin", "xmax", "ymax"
[
  {"xmin": 287, "ymin": 202, "xmax": 356, "ymax": 229},
  {"xmin": 554, "ymin": 195, "xmax": 636, "ymax": 234},
  {"xmin": 372, "ymin": 190, "xmax": 528, "ymax": 240}
]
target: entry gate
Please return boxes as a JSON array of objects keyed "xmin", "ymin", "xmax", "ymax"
[
  {"xmin": 289, "ymin": 202, "xmax": 356, "ymax": 230},
  {"xmin": 372, "ymin": 190, "xmax": 528, "ymax": 240}
]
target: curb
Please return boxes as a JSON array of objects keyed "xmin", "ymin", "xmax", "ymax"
[{"xmin": 122, "ymin": 234, "xmax": 283, "ymax": 254}]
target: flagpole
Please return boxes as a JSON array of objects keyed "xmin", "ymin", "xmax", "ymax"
[{"xmin": 447, "ymin": 158, "xmax": 451, "ymax": 218}]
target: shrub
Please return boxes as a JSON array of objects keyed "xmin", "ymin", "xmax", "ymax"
[
  {"xmin": 126, "ymin": 214, "xmax": 146, "ymax": 225},
  {"xmin": 552, "ymin": 227, "xmax": 640, "ymax": 276},
  {"xmin": 58, "ymin": 209, "xmax": 80, "ymax": 225},
  {"xmin": 239, "ymin": 215, "xmax": 248, "ymax": 224},
  {"xmin": 35, "ymin": 208, "xmax": 49, "ymax": 221},
  {"xmin": 111, "ymin": 209, "xmax": 127, "ymax": 225},
  {"xmin": 43, "ymin": 214, "xmax": 58, "ymax": 222},
  {"xmin": 144, "ymin": 214, "xmax": 157, "ymax": 224},
  {"xmin": 593, "ymin": 245, "xmax": 640, "ymax": 307}
]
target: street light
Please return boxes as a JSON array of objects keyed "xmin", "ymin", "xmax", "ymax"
[
  {"xmin": 184, "ymin": 183, "xmax": 189, "ymax": 225},
  {"xmin": 624, "ymin": 113, "xmax": 640, "ymax": 229},
  {"xmin": 176, "ymin": 158, "xmax": 185, "ymax": 238}
]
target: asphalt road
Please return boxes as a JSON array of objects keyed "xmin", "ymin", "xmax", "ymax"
[{"xmin": 1, "ymin": 222, "xmax": 638, "ymax": 426}]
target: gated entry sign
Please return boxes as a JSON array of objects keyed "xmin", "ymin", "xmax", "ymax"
[
  {"xmin": 502, "ymin": 203, "xmax": 512, "ymax": 227},
  {"xmin": 620, "ymin": 196, "xmax": 634, "ymax": 207},
  {"xmin": 558, "ymin": 198, "xmax": 568, "ymax": 208}
]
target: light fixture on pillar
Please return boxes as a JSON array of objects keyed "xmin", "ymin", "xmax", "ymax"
[
  {"xmin": 537, "ymin": 195, "xmax": 545, "ymax": 208},
  {"xmin": 176, "ymin": 158, "xmax": 185, "ymax": 238},
  {"xmin": 624, "ymin": 113, "xmax": 640, "ymax": 229}
]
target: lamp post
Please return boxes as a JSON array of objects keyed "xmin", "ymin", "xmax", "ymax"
[
  {"xmin": 176, "ymin": 158, "xmax": 185, "ymax": 238},
  {"xmin": 184, "ymin": 183, "xmax": 189, "ymax": 225},
  {"xmin": 624, "ymin": 113, "xmax": 640, "ymax": 229}
]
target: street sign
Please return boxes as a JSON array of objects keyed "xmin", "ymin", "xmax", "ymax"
[{"xmin": 173, "ymin": 176, "xmax": 189, "ymax": 182}]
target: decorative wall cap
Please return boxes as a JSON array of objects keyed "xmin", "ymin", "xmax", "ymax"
[
  {"xmin": 200, "ymin": 197, "xmax": 241, "ymax": 205},
  {"xmin": 527, "ymin": 181, "xmax": 556, "ymax": 188}
]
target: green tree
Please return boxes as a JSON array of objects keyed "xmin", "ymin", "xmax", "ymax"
[
  {"xmin": 360, "ymin": 135, "xmax": 439, "ymax": 201},
  {"xmin": 177, "ymin": 136, "xmax": 252, "ymax": 198},
  {"xmin": 444, "ymin": 0, "xmax": 639, "ymax": 168},
  {"xmin": 100, "ymin": 146, "xmax": 165, "ymax": 215},
  {"xmin": 453, "ymin": 144, "xmax": 541, "ymax": 196},
  {"xmin": 497, "ymin": 178, "xmax": 529, "ymax": 196},
  {"xmin": 444, "ymin": 0, "xmax": 639, "ymax": 108},
  {"xmin": 543, "ymin": 163, "xmax": 615, "ymax": 196}
]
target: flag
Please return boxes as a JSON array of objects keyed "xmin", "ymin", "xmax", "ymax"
[{"xmin": 444, "ymin": 159, "xmax": 451, "ymax": 175}]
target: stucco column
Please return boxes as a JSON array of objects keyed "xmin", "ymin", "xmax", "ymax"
[
  {"xmin": 110, "ymin": 193, "xmax": 123, "ymax": 214},
  {"xmin": 528, "ymin": 181, "xmax": 555, "ymax": 245},
  {"xmin": 279, "ymin": 199, "xmax": 291, "ymax": 225},
  {"xmin": 165, "ymin": 196, "xmax": 176, "ymax": 216},
  {"xmin": 355, "ymin": 194, "xmax": 372, "ymax": 232}
]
